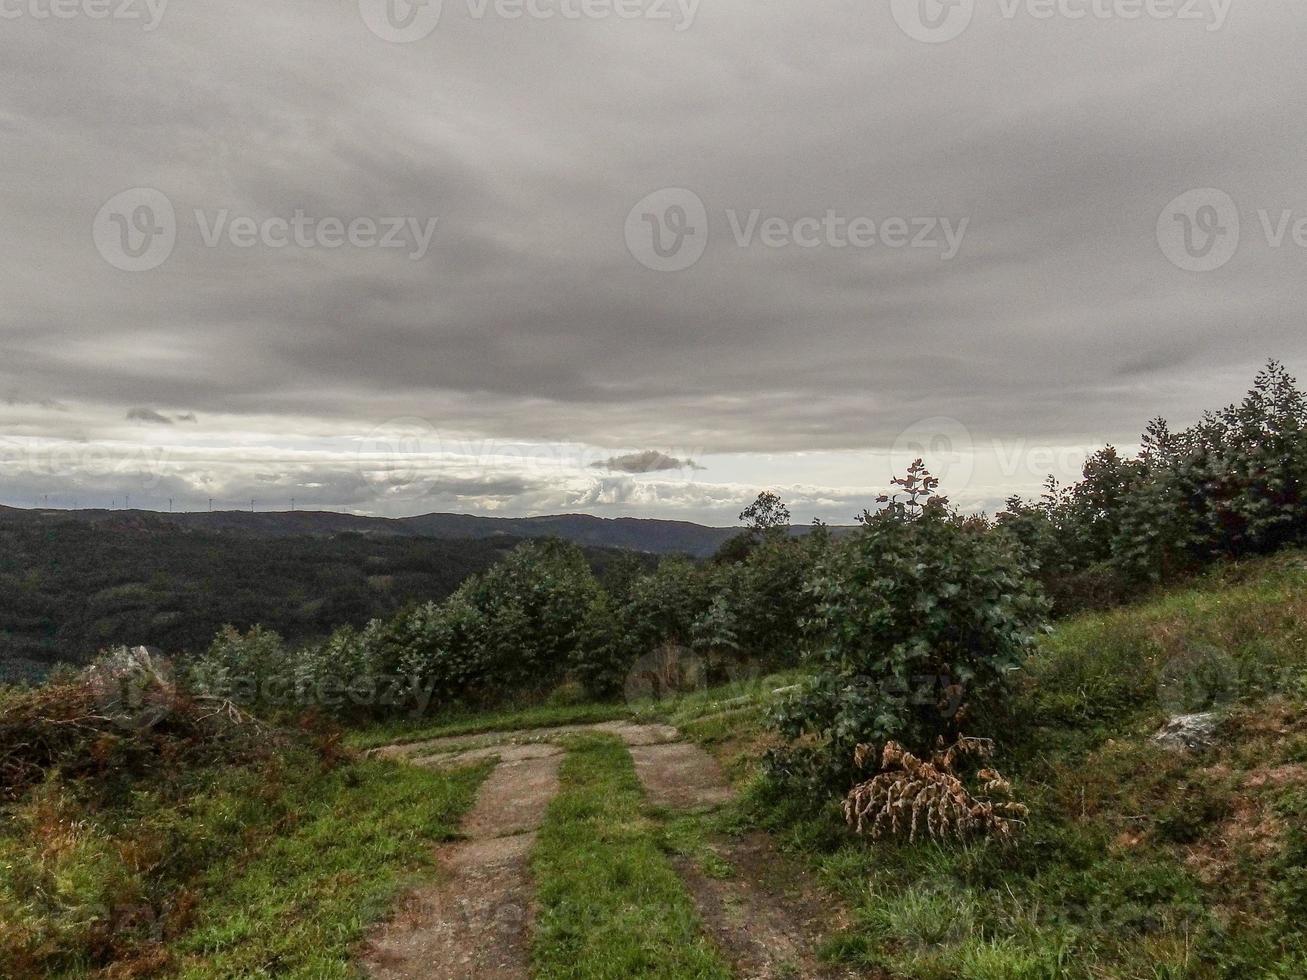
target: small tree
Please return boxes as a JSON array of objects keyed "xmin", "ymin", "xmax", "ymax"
[
  {"xmin": 740, "ymin": 491, "xmax": 791, "ymax": 534},
  {"xmin": 768, "ymin": 462, "xmax": 1049, "ymax": 792}
]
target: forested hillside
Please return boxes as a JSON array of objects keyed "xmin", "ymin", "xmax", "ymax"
[
  {"xmin": 1, "ymin": 507, "xmax": 758, "ymax": 558},
  {"xmin": 0, "ymin": 513, "xmax": 640, "ymax": 683}
]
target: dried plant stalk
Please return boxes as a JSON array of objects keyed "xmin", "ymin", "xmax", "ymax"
[{"xmin": 843, "ymin": 736, "xmax": 1027, "ymax": 844}]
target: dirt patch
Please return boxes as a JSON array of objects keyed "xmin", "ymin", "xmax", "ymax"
[
  {"xmin": 630, "ymin": 741, "xmax": 735, "ymax": 810},
  {"xmin": 411, "ymin": 741, "xmax": 563, "ymax": 771},
  {"xmin": 372, "ymin": 720, "xmax": 678, "ymax": 762},
  {"xmin": 1185, "ymin": 791, "xmax": 1289, "ymax": 884},
  {"xmin": 463, "ymin": 750, "xmax": 564, "ymax": 839},
  {"xmin": 676, "ymin": 832, "xmax": 862, "ymax": 980},
  {"xmin": 1244, "ymin": 763, "xmax": 1307, "ymax": 790},
  {"xmin": 363, "ymin": 834, "xmax": 535, "ymax": 980},
  {"xmin": 595, "ymin": 721, "xmax": 681, "ymax": 746},
  {"xmin": 370, "ymin": 724, "xmax": 596, "ymax": 760},
  {"xmin": 361, "ymin": 746, "xmax": 564, "ymax": 978}
]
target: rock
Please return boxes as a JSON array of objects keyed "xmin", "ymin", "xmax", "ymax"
[{"xmin": 1152, "ymin": 712, "xmax": 1220, "ymax": 752}]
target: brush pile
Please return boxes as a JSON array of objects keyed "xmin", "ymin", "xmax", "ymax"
[{"xmin": 1, "ymin": 646, "xmax": 262, "ymax": 801}]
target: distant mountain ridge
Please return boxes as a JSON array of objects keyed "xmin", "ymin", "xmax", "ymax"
[{"xmin": 0, "ymin": 506, "xmax": 786, "ymax": 558}]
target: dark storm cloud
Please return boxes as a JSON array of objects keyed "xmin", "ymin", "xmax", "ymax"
[
  {"xmin": 1, "ymin": 2, "xmax": 1305, "ymax": 519},
  {"xmin": 593, "ymin": 451, "xmax": 703, "ymax": 473},
  {"xmin": 126, "ymin": 408, "xmax": 177, "ymax": 425}
]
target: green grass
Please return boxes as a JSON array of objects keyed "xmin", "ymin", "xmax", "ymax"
[
  {"xmin": 1, "ymin": 743, "xmax": 490, "ymax": 978},
  {"xmin": 170, "ymin": 757, "xmax": 491, "ymax": 978},
  {"xmin": 1024, "ymin": 550, "xmax": 1307, "ymax": 730},
  {"xmin": 668, "ymin": 552, "xmax": 1307, "ymax": 979},
  {"xmin": 633, "ymin": 668, "xmax": 804, "ymax": 724},
  {"xmin": 531, "ymin": 734, "xmax": 732, "ymax": 979}
]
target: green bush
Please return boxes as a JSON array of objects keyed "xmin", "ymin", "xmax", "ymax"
[
  {"xmin": 693, "ymin": 525, "xmax": 828, "ymax": 670},
  {"xmin": 768, "ymin": 462, "xmax": 1049, "ymax": 791},
  {"xmin": 1001, "ymin": 361, "xmax": 1307, "ymax": 609},
  {"xmin": 186, "ymin": 625, "xmax": 291, "ymax": 715}
]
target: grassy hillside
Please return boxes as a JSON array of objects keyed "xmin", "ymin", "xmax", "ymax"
[
  {"xmin": 2, "ymin": 553, "xmax": 1303, "ymax": 978},
  {"xmin": 662, "ymin": 551, "xmax": 1307, "ymax": 978},
  {"xmin": 0, "ymin": 675, "xmax": 492, "ymax": 978}
]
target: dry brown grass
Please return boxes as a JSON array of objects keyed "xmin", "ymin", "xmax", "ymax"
[{"xmin": 843, "ymin": 737, "xmax": 1028, "ymax": 844}]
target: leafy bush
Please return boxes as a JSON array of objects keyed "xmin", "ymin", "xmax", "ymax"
[
  {"xmin": 693, "ymin": 524, "xmax": 828, "ymax": 670},
  {"xmin": 182, "ymin": 540, "xmax": 610, "ymax": 719},
  {"xmin": 570, "ymin": 591, "xmax": 636, "ymax": 699},
  {"xmin": 621, "ymin": 556, "xmax": 712, "ymax": 655},
  {"xmin": 1001, "ymin": 361, "xmax": 1307, "ymax": 610},
  {"xmin": 768, "ymin": 462, "xmax": 1049, "ymax": 791},
  {"xmin": 394, "ymin": 539, "xmax": 601, "ymax": 704},
  {"xmin": 186, "ymin": 625, "xmax": 291, "ymax": 715}
]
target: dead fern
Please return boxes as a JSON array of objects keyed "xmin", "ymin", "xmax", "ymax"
[
  {"xmin": 1, "ymin": 648, "xmax": 266, "ymax": 801},
  {"xmin": 843, "ymin": 737, "xmax": 1027, "ymax": 844}
]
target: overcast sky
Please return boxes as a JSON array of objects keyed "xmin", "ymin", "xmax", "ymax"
[{"xmin": 1, "ymin": 0, "xmax": 1304, "ymax": 525}]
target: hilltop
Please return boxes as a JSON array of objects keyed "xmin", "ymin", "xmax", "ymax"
[{"xmin": 0, "ymin": 505, "xmax": 762, "ymax": 556}]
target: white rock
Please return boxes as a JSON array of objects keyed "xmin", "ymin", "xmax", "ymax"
[{"xmin": 1152, "ymin": 712, "xmax": 1220, "ymax": 752}]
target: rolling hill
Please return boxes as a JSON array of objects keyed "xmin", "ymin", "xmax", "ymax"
[{"xmin": 0, "ymin": 505, "xmax": 748, "ymax": 557}]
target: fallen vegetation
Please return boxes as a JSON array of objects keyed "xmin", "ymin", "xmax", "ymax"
[{"xmin": 843, "ymin": 738, "xmax": 1027, "ymax": 844}]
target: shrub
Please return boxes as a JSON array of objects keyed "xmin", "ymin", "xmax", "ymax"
[
  {"xmin": 621, "ymin": 556, "xmax": 712, "ymax": 655},
  {"xmin": 768, "ymin": 461, "xmax": 1049, "ymax": 791},
  {"xmin": 387, "ymin": 593, "xmax": 493, "ymax": 705},
  {"xmin": 186, "ymin": 625, "xmax": 291, "ymax": 715},
  {"xmin": 1001, "ymin": 361, "xmax": 1307, "ymax": 607},
  {"xmin": 571, "ymin": 591, "xmax": 636, "ymax": 699},
  {"xmin": 373, "ymin": 538, "xmax": 603, "ymax": 711},
  {"xmin": 693, "ymin": 523, "xmax": 828, "ymax": 671}
]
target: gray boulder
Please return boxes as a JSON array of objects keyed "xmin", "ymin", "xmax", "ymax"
[{"xmin": 1152, "ymin": 712, "xmax": 1221, "ymax": 752}]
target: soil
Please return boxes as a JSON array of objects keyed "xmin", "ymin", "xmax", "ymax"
[
  {"xmin": 359, "ymin": 745, "xmax": 563, "ymax": 978},
  {"xmin": 676, "ymin": 832, "xmax": 866, "ymax": 980},
  {"xmin": 360, "ymin": 721, "xmax": 847, "ymax": 979},
  {"xmin": 363, "ymin": 833, "xmax": 537, "ymax": 980},
  {"xmin": 629, "ymin": 741, "xmax": 736, "ymax": 810}
]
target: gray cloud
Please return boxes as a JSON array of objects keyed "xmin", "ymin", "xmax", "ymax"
[
  {"xmin": 126, "ymin": 408, "xmax": 176, "ymax": 425},
  {"xmin": 125, "ymin": 408, "xmax": 199, "ymax": 425},
  {"xmin": 126, "ymin": 407, "xmax": 187, "ymax": 426},
  {"xmin": 593, "ymin": 451, "xmax": 703, "ymax": 473},
  {"xmin": 1, "ymin": 3, "xmax": 1304, "ymax": 520}
]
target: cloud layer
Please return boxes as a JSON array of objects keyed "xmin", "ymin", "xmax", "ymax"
[
  {"xmin": 593, "ymin": 451, "xmax": 702, "ymax": 473},
  {"xmin": 1, "ymin": 2, "xmax": 1304, "ymax": 521}
]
